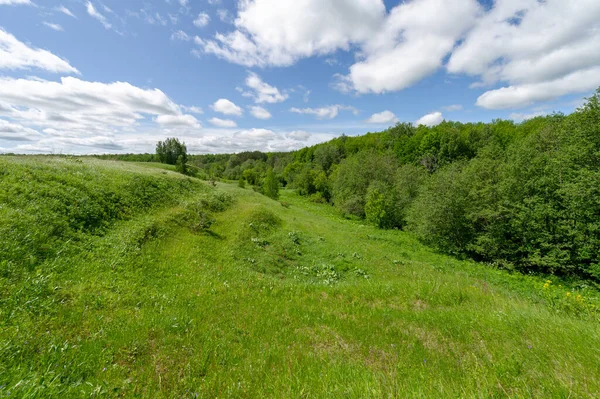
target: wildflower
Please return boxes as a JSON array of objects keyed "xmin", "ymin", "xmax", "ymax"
[
  {"xmin": 566, "ymin": 292, "xmax": 571, "ymax": 297},
  {"xmin": 576, "ymin": 294, "xmax": 583, "ymax": 302},
  {"xmin": 543, "ymin": 283, "xmax": 549, "ymax": 289}
]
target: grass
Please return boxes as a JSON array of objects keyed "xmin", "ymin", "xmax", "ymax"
[{"xmin": 1, "ymin": 156, "xmax": 599, "ymax": 397}]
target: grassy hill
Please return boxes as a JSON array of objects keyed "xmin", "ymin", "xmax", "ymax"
[{"xmin": 1, "ymin": 156, "xmax": 599, "ymax": 397}]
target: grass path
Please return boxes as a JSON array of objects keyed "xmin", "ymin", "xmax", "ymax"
[{"xmin": 2, "ymin": 174, "xmax": 600, "ymax": 397}]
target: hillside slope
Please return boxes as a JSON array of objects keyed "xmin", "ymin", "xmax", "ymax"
[{"xmin": 1, "ymin": 157, "xmax": 599, "ymax": 397}]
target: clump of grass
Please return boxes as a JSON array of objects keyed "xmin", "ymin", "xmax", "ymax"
[{"xmin": 179, "ymin": 191, "xmax": 236, "ymax": 233}]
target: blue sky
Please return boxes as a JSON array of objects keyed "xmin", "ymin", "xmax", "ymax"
[{"xmin": 0, "ymin": 0, "xmax": 599, "ymax": 154}]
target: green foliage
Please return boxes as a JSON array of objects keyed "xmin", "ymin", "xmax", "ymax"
[
  {"xmin": 263, "ymin": 167, "xmax": 280, "ymax": 200},
  {"xmin": 175, "ymin": 154, "xmax": 187, "ymax": 175},
  {"xmin": 180, "ymin": 191, "xmax": 235, "ymax": 232},
  {"xmin": 1, "ymin": 160, "xmax": 600, "ymax": 397},
  {"xmin": 0, "ymin": 157, "xmax": 207, "ymax": 271},
  {"xmin": 333, "ymin": 151, "xmax": 398, "ymax": 217},
  {"xmin": 101, "ymin": 87, "xmax": 600, "ymax": 281},
  {"xmin": 156, "ymin": 137, "xmax": 187, "ymax": 166},
  {"xmin": 407, "ymin": 162, "xmax": 473, "ymax": 255},
  {"xmin": 238, "ymin": 177, "xmax": 246, "ymax": 188},
  {"xmin": 364, "ymin": 181, "xmax": 394, "ymax": 228}
]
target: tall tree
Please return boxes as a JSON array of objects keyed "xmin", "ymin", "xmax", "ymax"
[
  {"xmin": 156, "ymin": 138, "xmax": 187, "ymax": 166},
  {"xmin": 263, "ymin": 167, "xmax": 279, "ymax": 200}
]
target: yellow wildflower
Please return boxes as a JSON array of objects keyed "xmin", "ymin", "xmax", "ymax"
[{"xmin": 566, "ymin": 292, "xmax": 571, "ymax": 297}]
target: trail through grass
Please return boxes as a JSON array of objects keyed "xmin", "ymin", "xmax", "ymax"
[{"xmin": 1, "ymin": 157, "xmax": 599, "ymax": 397}]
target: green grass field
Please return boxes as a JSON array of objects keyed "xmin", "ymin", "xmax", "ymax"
[{"xmin": 1, "ymin": 156, "xmax": 599, "ymax": 398}]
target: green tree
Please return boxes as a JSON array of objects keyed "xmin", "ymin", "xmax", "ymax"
[
  {"xmin": 156, "ymin": 137, "xmax": 187, "ymax": 165},
  {"xmin": 263, "ymin": 168, "xmax": 279, "ymax": 200}
]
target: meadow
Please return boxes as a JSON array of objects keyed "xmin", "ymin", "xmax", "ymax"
[{"xmin": 1, "ymin": 156, "xmax": 599, "ymax": 398}]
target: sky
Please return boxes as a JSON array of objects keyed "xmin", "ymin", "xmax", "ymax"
[{"xmin": 0, "ymin": 0, "xmax": 599, "ymax": 154}]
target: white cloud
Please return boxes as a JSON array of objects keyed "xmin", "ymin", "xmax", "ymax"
[
  {"xmin": 509, "ymin": 111, "xmax": 549, "ymax": 122},
  {"xmin": 171, "ymin": 30, "xmax": 190, "ymax": 41},
  {"xmin": 0, "ymin": 28, "xmax": 78, "ymax": 74},
  {"xmin": 0, "ymin": 118, "xmax": 40, "ymax": 141},
  {"xmin": 0, "ymin": 76, "xmax": 190, "ymax": 137},
  {"xmin": 86, "ymin": 1, "xmax": 112, "ymax": 30},
  {"xmin": 56, "ymin": 6, "xmax": 76, "ymax": 18},
  {"xmin": 181, "ymin": 105, "xmax": 203, "ymax": 114},
  {"xmin": 155, "ymin": 114, "xmax": 201, "ymax": 128},
  {"xmin": 189, "ymin": 0, "xmax": 600, "ymax": 106},
  {"xmin": 245, "ymin": 72, "xmax": 287, "ymax": 104},
  {"xmin": 216, "ymin": 9, "xmax": 231, "ymax": 23},
  {"xmin": 342, "ymin": 0, "xmax": 481, "ymax": 94},
  {"xmin": 286, "ymin": 130, "xmax": 310, "ymax": 141},
  {"xmin": 211, "ymin": 98, "xmax": 243, "ymax": 116},
  {"xmin": 193, "ymin": 12, "xmax": 210, "ymax": 28},
  {"xmin": 415, "ymin": 111, "xmax": 443, "ymax": 127},
  {"xmin": 0, "ymin": 0, "xmax": 32, "ymax": 4},
  {"xmin": 249, "ymin": 105, "xmax": 271, "ymax": 120},
  {"xmin": 441, "ymin": 104, "xmax": 463, "ymax": 111},
  {"xmin": 448, "ymin": 0, "xmax": 600, "ymax": 109},
  {"xmin": 209, "ymin": 117, "xmax": 237, "ymax": 127},
  {"xmin": 366, "ymin": 110, "xmax": 398, "ymax": 124},
  {"xmin": 476, "ymin": 67, "xmax": 600, "ymax": 109},
  {"xmin": 196, "ymin": 0, "xmax": 385, "ymax": 67},
  {"xmin": 179, "ymin": 0, "xmax": 188, "ymax": 6},
  {"xmin": 43, "ymin": 22, "xmax": 64, "ymax": 32},
  {"xmin": 195, "ymin": 0, "xmax": 479, "ymax": 95},
  {"xmin": 208, "ymin": 0, "xmax": 221, "ymax": 5},
  {"xmin": 290, "ymin": 105, "xmax": 358, "ymax": 120}
]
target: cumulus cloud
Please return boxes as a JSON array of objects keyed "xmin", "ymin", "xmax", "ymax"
[
  {"xmin": 195, "ymin": 0, "xmax": 385, "ymax": 67},
  {"xmin": 343, "ymin": 0, "xmax": 481, "ymax": 94},
  {"xmin": 244, "ymin": 72, "xmax": 287, "ymax": 104},
  {"xmin": 366, "ymin": 110, "xmax": 398, "ymax": 124},
  {"xmin": 290, "ymin": 105, "xmax": 358, "ymax": 120},
  {"xmin": 476, "ymin": 67, "xmax": 600, "ymax": 109},
  {"xmin": 0, "ymin": 28, "xmax": 78, "ymax": 74},
  {"xmin": 193, "ymin": 12, "xmax": 210, "ymax": 28},
  {"xmin": 208, "ymin": 117, "xmax": 237, "ymax": 128},
  {"xmin": 0, "ymin": 77, "xmax": 192, "ymax": 138},
  {"xmin": 211, "ymin": 98, "xmax": 243, "ymax": 116},
  {"xmin": 193, "ymin": 0, "xmax": 600, "ymax": 107},
  {"xmin": 415, "ymin": 111, "xmax": 443, "ymax": 127},
  {"xmin": 86, "ymin": 1, "xmax": 112, "ymax": 30},
  {"xmin": 286, "ymin": 130, "xmax": 310, "ymax": 141},
  {"xmin": 249, "ymin": 105, "xmax": 271, "ymax": 120},
  {"xmin": 195, "ymin": 0, "xmax": 480, "ymax": 94},
  {"xmin": 449, "ymin": 0, "xmax": 600, "ymax": 109}
]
